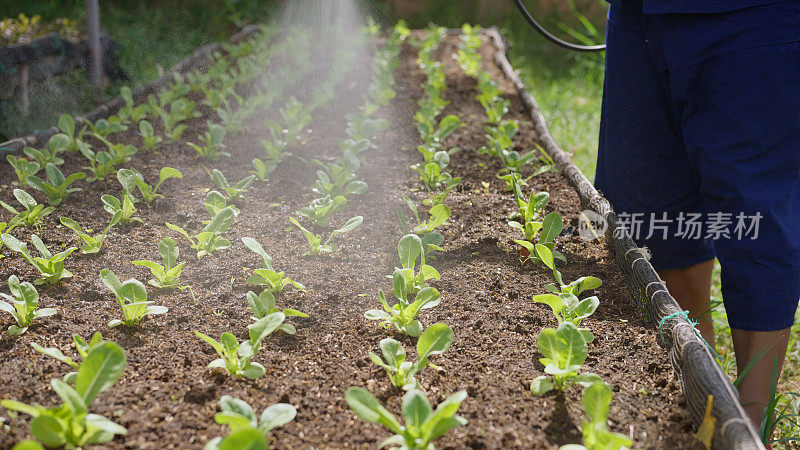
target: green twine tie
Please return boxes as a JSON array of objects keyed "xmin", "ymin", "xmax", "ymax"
[{"xmin": 658, "ymin": 310, "xmax": 723, "ymax": 361}]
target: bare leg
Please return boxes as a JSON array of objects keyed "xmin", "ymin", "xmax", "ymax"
[
  {"xmin": 731, "ymin": 328, "xmax": 790, "ymax": 429},
  {"xmin": 658, "ymin": 259, "xmax": 716, "ymax": 348}
]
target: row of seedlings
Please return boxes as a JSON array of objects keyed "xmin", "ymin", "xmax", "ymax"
[
  {"xmin": 457, "ymin": 25, "xmax": 633, "ymax": 450},
  {"xmin": 184, "ymin": 19, "xmax": 371, "ymax": 448},
  {"xmin": 194, "ymin": 20, "xmax": 412, "ymax": 448},
  {"xmin": 349, "ymin": 25, "xmax": 469, "ymax": 450}
]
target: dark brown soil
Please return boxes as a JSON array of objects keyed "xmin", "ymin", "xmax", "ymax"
[{"xmin": 0, "ymin": 32, "xmax": 700, "ymax": 449}]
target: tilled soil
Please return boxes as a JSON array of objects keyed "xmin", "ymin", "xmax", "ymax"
[{"xmin": 0, "ymin": 32, "xmax": 700, "ymax": 449}]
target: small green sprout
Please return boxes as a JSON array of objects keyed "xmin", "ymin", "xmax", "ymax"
[
  {"xmin": 138, "ymin": 120, "xmax": 163, "ymax": 150},
  {"xmin": 370, "ymin": 323, "xmax": 453, "ymax": 390},
  {"xmin": 6, "ymin": 155, "xmax": 40, "ymax": 187},
  {"xmin": 26, "ymin": 163, "xmax": 85, "ymax": 206},
  {"xmin": 132, "ymin": 238, "xmax": 185, "ymax": 289},
  {"xmin": 194, "ymin": 312, "xmax": 285, "ymax": 380},
  {"xmin": 167, "ymin": 206, "xmax": 236, "ymax": 258},
  {"xmin": 289, "ymin": 216, "xmax": 363, "ymax": 255},
  {"xmin": 206, "ymin": 396, "xmax": 296, "ymax": 450},
  {"xmin": 345, "ymin": 387, "xmax": 467, "ymax": 450},
  {"xmin": 0, "ymin": 189, "xmax": 54, "ymax": 228},
  {"xmin": 210, "ymin": 169, "xmax": 255, "ymax": 201},
  {"xmin": 1, "ymin": 340, "xmax": 127, "ymax": 448},
  {"xmin": 561, "ymin": 382, "xmax": 633, "ymax": 450},
  {"xmin": 246, "ymin": 289, "xmax": 308, "ymax": 334},
  {"xmin": 530, "ymin": 321, "xmax": 601, "ymax": 396},
  {"xmin": 60, "ymin": 213, "xmax": 121, "ymax": 254},
  {"xmin": 100, "ymin": 268, "xmax": 168, "ymax": 328},
  {"xmin": 30, "ymin": 332, "xmax": 107, "ymax": 384},
  {"xmin": 241, "ymin": 237, "xmax": 305, "ymax": 293},
  {"xmin": 0, "ymin": 275, "xmax": 55, "ymax": 335},
  {"xmin": 1, "ymin": 233, "xmax": 76, "ymax": 285}
]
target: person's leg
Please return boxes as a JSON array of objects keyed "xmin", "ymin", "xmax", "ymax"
[
  {"xmin": 731, "ymin": 328, "xmax": 791, "ymax": 427},
  {"xmin": 668, "ymin": 6, "xmax": 800, "ymax": 426},
  {"xmin": 658, "ymin": 259, "xmax": 715, "ymax": 346}
]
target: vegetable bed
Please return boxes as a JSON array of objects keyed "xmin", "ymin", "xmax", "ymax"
[{"xmin": 0, "ymin": 23, "xmax": 700, "ymax": 449}]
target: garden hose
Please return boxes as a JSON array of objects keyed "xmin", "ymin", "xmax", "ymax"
[{"xmin": 512, "ymin": 0, "xmax": 607, "ymax": 52}]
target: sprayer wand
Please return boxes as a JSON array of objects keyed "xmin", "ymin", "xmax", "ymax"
[{"xmin": 512, "ymin": 0, "xmax": 606, "ymax": 52}]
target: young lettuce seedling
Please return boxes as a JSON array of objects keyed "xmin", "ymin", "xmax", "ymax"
[
  {"xmin": 418, "ymin": 114, "xmax": 460, "ymax": 148},
  {"xmin": 397, "ymin": 198, "xmax": 450, "ymax": 248},
  {"xmin": 101, "ymin": 192, "xmax": 141, "ymax": 225},
  {"xmin": 479, "ymin": 119, "xmax": 518, "ymax": 158},
  {"xmin": 80, "ymin": 145, "xmax": 121, "ymax": 182},
  {"xmin": 117, "ymin": 167, "xmax": 183, "ymax": 206},
  {"xmin": 85, "ymin": 116, "xmax": 128, "ymax": 138},
  {"xmin": 411, "ymin": 150, "xmax": 455, "ymax": 192},
  {"xmin": 289, "ymin": 216, "xmax": 363, "ymax": 255},
  {"xmin": 395, "ymin": 234, "xmax": 441, "ymax": 295},
  {"xmin": 151, "ymin": 96, "xmax": 199, "ymax": 142},
  {"xmin": 279, "ymin": 97, "xmax": 313, "ymax": 141},
  {"xmin": 138, "ymin": 120, "xmax": 163, "ymax": 150},
  {"xmin": 53, "ymin": 114, "xmax": 90, "ymax": 153},
  {"xmin": 60, "ymin": 213, "xmax": 122, "ymax": 254},
  {"xmin": 297, "ymin": 195, "xmax": 347, "ymax": 228},
  {"xmin": 26, "ymin": 163, "xmax": 86, "ymax": 206},
  {"xmin": 6, "ymin": 155, "xmax": 40, "ymax": 187},
  {"xmin": 94, "ymin": 135, "xmax": 137, "ymax": 165},
  {"xmin": 311, "ymin": 151, "xmax": 369, "ymax": 198},
  {"xmin": 497, "ymin": 172, "xmax": 534, "ymax": 193},
  {"xmin": 204, "ymin": 190, "xmax": 240, "ymax": 219},
  {"xmin": 345, "ymin": 387, "xmax": 467, "ymax": 450},
  {"xmin": 370, "ymin": 323, "xmax": 453, "ymax": 390},
  {"xmin": 100, "ymin": 269, "xmax": 168, "ymax": 328},
  {"xmin": 205, "ymin": 395, "xmax": 296, "ymax": 450},
  {"xmin": 424, "ymin": 177, "xmax": 461, "ymax": 207},
  {"xmin": 250, "ymin": 157, "xmax": 276, "ymax": 181},
  {"xmin": 1, "ymin": 233, "xmax": 76, "ymax": 285},
  {"xmin": 242, "ymin": 237, "xmax": 305, "ymax": 293},
  {"xmin": 246, "ymin": 290, "xmax": 308, "ymax": 334},
  {"xmin": 1, "ymin": 340, "xmax": 127, "ymax": 448},
  {"xmin": 262, "ymin": 121, "xmax": 291, "ymax": 164},
  {"xmin": 131, "ymin": 238, "xmax": 185, "ymax": 289},
  {"xmin": 30, "ymin": 332, "xmax": 107, "ymax": 384},
  {"xmin": 0, "ymin": 189, "xmax": 54, "ymax": 228},
  {"xmin": 188, "ymin": 122, "xmax": 229, "ymax": 161},
  {"xmin": 167, "ymin": 206, "xmax": 236, "ymax": 258},
  {"xmin": 530, "ymin": 321, "xmax": 601, "ymax": 396},
  {"xmin": 365, "ymin": 268, "xmax": 441, "ymax": 337},
  {"xmin": 0, "ymin": 275, "xmax": 56, "ymax": 335},
  {"xmin": 194, "ymin": 312, "xmax": 286, "ymax": 380},
  {"xmin": 210, "ymin": 169, "xmax": 255, "ymax": 201},
  {"xmin": 533, "ymin": 291, "xmax": 600, "ymax": 331},
  {"xmin": 345, "ymin": 113, "xmax": 389, "ymax": 143},
  {"xmin": 561, "ymin": 382, "xmax": 633, "ymax": 450},
  {"xmin": 26, "ymin": 137, "xmax": 66, "ymax": 166},
  {"xmin": 117, "ymin": 86, "xmax": 149, "ymax": 125},
  {"xmin": 417, "ymin": 143, "xmax": 459, "ymax": 166}
]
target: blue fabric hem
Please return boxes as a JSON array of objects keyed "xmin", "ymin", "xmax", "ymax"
[{"xmin": 726, "ymin": 317, "xmax": 795, "ymax": 332}]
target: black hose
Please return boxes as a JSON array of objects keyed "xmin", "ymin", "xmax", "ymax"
[{"xmin": 512, "ymin": 0, "xmax": 606, "ymax": 52}]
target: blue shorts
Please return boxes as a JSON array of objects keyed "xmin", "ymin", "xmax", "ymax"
[{"xmin": 595, "ymin": 1, "xmax": 800, "ymax": 331}]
